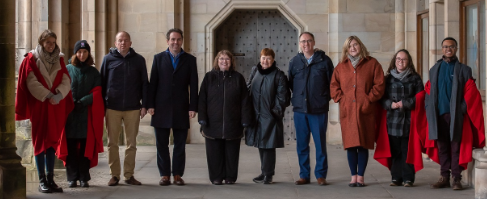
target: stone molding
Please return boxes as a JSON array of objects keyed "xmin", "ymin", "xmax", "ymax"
[{"xmin": 203, "ymin": 0, "xmax": 306, "ymax": 72}]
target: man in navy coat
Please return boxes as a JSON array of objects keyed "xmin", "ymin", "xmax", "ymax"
[{"xmin": 147, "ymin": 28, "xmax": 198, "ymax": 186}]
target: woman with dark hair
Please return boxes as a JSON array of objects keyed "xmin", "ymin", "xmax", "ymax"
[
  {"xmin": 246, "ymin": 48, "xmax": 290, "ymax": 184},
  {"xmin": 15, "ymin": 29, "xmax": 73, "ymax": 193},
  {"xmin": 198, "ymin": 50, "xmax": 252, "ymax": 185},
  {"xmin": 330, "ymin": 35, "xmax": 385, "ymax": 187},
  {"xmin": 64, "ymin": 40, "xmax": 105, "ymax": 188},
  {"xmin": 380, "ymin": 49, "xmax": 424, "ymax": 187}
]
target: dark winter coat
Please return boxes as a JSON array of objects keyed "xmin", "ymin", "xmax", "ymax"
[
  {"xmin": 288, "ymin": 49, "xmax": 334, "ymax": 114},
  {"xmin": 381, "ymin": 73, "xmax": 424, "ymax": 137},
  {"xmin": 245, "ymin": 62, "xmax": 290, "ymax": 148},
  {"xmin": 147, "ymin": 50, "xmax": 199, "ymax": 129},
  {"xmin": 100, "ymin": 48, "xmax": 148, "ymax": 111},
  {"xmin": 65, "ymin": 61, "xmax": 101, "ymax": 138},
  {"xmin": 198, "ymin": 69, "xmax": 252, "ymax": 140},
  {"xmin": 425, "ymin": 58, "xmax": 471, "ymax": 142}
]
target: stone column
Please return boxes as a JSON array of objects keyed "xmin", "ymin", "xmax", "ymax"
[
  {"xmin": 428, "ymin": 0, "xmax": 444, "ymax": 64},
  {"xmin": 0, "ymin": 0, "xmax": 27, "ymax": 198},
  {"xmin": 473, "ymin": 148, "xmax": 487, "ymax": 199},
  {"xmin": 326, "ymin": 0, "xmax": 346, "ymax": 145},
  {"xmin": 395, "ymin": 0, "xmax": 405, "ymax": 51},
  {"xmin": 443, "ymin": 0, "xmax": 460, "ymax": 40}
]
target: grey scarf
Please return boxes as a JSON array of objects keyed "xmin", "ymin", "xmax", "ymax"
[
  {"xmin": 390, "ymin": 68, "xmax": 411, "ymax": 81},
  {"xmin": 347, "ymin": 54, "xmax": 361, "ymax": 68},
  {"xmin": 36, "ymin": 44, "xmax": 60, "ymax": 65}
]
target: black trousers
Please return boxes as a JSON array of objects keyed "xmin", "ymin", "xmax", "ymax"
[
  {"xmin": 205, "ymin": 138, "xmax": 241, "ymax": 182},
  {"xmin": 259, "ymin": 148, "xmax": 276, "ymax": 176},
  {"xmin": 154, "ymin": 128, "xmax": 188, "ymax": 177},
  {"xmin": 66, "ymin": 138, "xmax": 91, "ymax": 181},
  {"xmin": 437, "ymin": 113, "xmax": 462, "ymax": 179},
  {"xmin": 388, "ymin": 135, "xmax": 415, "ymax": 183}
]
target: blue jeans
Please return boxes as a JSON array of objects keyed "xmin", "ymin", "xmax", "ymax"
[{"xmin": 294, "ymin": 112, "xmax": 328, "ymax": 179}]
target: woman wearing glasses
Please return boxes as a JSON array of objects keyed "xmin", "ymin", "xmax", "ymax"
[
  {"xmin": 198, "ymin": 50, "xmax": 253, "ymax": 185},
  {"xmin": 330, "ymin": 35, "xmax": 385, "ymax": 187},
  {"xmin": 380, "ymin": 49, "xmax": 423, "ymax": 187}
]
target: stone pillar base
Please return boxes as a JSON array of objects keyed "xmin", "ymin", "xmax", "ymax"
[
  {"xmin": 0, "ymin": 149, "xmax": 26, "ymax": 199},
  {"xmin": 473, "ymin": 148, "xmax": 487, "ymax": 199}
]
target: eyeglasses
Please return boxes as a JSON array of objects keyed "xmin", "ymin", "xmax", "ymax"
[
  {"xmin": 395, "ymin": 58, "xmax": 408, "ymax": 62},
  {"xmin": 442, "ymin": 45, "xmax": 457, "ymax": 49},
  {"xmin": 299, "ymin": 40, "xmax": 313, "ymax": 44},
  {"xmin": 218, "ymin": 58, "xmax": 230, "ymax": 61}
]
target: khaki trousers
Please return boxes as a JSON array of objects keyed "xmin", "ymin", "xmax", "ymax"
[{"xmin": 106, "ymin": 109, "xmax": 140, "ymax": 180}]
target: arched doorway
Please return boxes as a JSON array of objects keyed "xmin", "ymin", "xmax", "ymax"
[{"xmin": 214, "ymin": 9, "xmax": 298, "ymax": 142}]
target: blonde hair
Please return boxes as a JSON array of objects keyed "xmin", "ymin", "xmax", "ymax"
[{"xmin": 340, "ymin": 35, "xmax": 370, "ymax": 63}]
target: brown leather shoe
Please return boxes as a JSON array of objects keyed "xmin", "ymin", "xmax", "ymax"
[
  {"xmin": 173, "ymin": 175, "xmax": 185, "ymax": 186},
  {"xmin": 295, "ymin": 178, "xmax": 310, "ymax": 185},
  {"xmin": 108, "ymin": 176, "xmax": 119, "ymax": 186},
  {"xmin": 125, "ymin": 176, "xmax": 142, "ymax": 185},
  {"xmin": 159, "ymin": 176, "xmax": 171, "ymax": 186},
  {"xmin": 430, "ymin": 176, "xmax": 450, "ymax": 189},
  {"xmin": 452, "ymin": 179, "xmax": 463, "ymax": 190},
  {"xmin": 317, "ymin": 178, "xmax": 328, "ymax": 186}
]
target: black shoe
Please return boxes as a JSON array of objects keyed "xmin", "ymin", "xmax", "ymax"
[
  {"xmin": 390, "ymin": 179, "xmax": 402, "ymax": 186},
  {"xmin": 68, "ymin": 181, "xmax": 77, "ymax": 188},
  {"xmin": 47, "ymin": 173, "xmax": 63, "ymax": 193},
  {"xmin": 349, "ymin": 183, "xmax": 357, "ymax": 187},
  {"xmin": 80, "ymin": 181, "xmax": 89, "ymax": 187},
  {"xmin": 403, "ymin": 181, "xmax": 414, "ymax": 187},
  {"xmin": 253, "ymin": 174, "xmax": 265, "ymax": 183},
  {"xmin": 263, "ymin": 176, "xmax": 273, "ymax": 184},
  {"xmin": 38, "ymin": 174, "xmax": 52, "ymax": 193},
  {"xmin": 212, "ymin": 179, "xmax": 223, "ymax": 185}
]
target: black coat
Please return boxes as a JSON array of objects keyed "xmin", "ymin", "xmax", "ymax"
[
  {"xmin": 147, "ymin": 50, "xmax": 199, "ymax": 129},
  {"xmin": 100, "ymin": 48, "xmax": 148, "ymax": 111},
  {"xmin": 381, "ymin": 73, "xmax": 424, "ymax": 137},
  {"xmin": 245, "ymin": 63, "xmax": 290, "ymax": 148},
  {"xmin": 198, "ymin": 69, "xmax": 252, "ymax": 140},
  {"xmin": 288, "ymin": 50, "xmax": 334, "ymax": 114}
]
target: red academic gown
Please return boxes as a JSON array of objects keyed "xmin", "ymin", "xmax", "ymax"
[
  {"xmin": 374, "ymin": 79, "xmax": 485, "ymax": 171},
  {"xmin": 15, "ymin": 53, "xmax": 74, "ymax": 158},
  {"xmin": 374, "ymin": 91, "xmax": 427, "ymax": 172},
  {"xmin": 58, "ymin": 86, "xmax": 105, "ymax": 168},
  {"xmin": 423, "ymin": 79, "xmax": 486, "ymax": 169}
]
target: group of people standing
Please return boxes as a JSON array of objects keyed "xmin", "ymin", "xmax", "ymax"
[{"xmin": 15, "ymin": 28, "xmax": 484, "ymax": 194}]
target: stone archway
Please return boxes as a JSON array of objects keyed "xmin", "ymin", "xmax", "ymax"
[
  {"xmin": 204, "ymin": 1, "xmax": 306, "ymax": 72},
  {"xmin": 214, "ymin": 9, "xmax": 299, "ymax": 141}
]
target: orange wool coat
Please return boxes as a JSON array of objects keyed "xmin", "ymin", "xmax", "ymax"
[{"xmin": 330, "ymin": 56, "xmax": 385, "ymax": 149}]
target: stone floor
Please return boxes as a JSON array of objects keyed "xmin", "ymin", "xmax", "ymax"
[{"xmin": 26, "ymin": 143, "xmax": 474, "ymax": 199}]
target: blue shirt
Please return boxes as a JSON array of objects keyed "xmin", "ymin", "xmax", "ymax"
[
  {"xmin": 166, "ymin": 48, "xmax": 185, "ymax": 70},
  {"xmin": 307, "ymin": 55, "xmax": 313, "ymax": 64},
  {"xmin": 437, "ymin": 60, "xmax": 455, "ymax": 115}
]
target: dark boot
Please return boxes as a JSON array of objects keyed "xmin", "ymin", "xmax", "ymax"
[
  {"xmin": 253, "ymin": 174, "xmax": 265, "ymax": 183},
  {"xmin": 263, "ymin": 176, "xmax": 273, "ymax": 184},
  {"xmin": 38, "ymin": 174, "xmax": 52, "ymax": 193},
  {"xmin": 430, "ymin": 176, "xmax": 450, "ymax": 189},
  {"xmin": 452, "ymin": 178, "xmax": 463, "ymax": 190},
  {"xmin": 47, "ymin": 173, "xmax": 63, "ymax": 193}
]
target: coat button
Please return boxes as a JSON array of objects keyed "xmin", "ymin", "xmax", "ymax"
[
  {"xmin": 353, "ymin": 100, "xmax": 355, "ymax": 102},
  {"xmin": 354, "ymin": 71, "xmax": 356, "ymax": 73},
  {"xmin": 305, "ymin": 98, "xmax": 307, "ymax": 101},
  {"xmin": 353, "ymin": 85, "xmax": 355, "ymax": 87}
]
